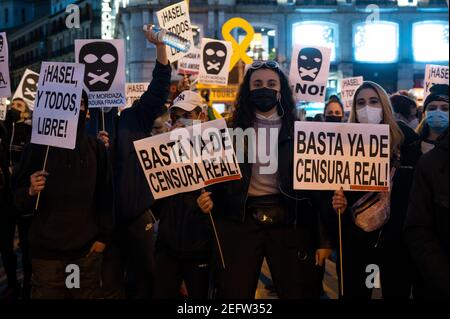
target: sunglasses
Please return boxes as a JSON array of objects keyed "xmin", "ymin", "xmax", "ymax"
[{"xmin": 249, "ymin": 60, "xmax": 280, "ymax": 70}]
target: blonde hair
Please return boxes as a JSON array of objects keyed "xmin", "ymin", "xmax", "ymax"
[{"xmin": 349, "ymin": 81, "xmax": 404, "ymax": 156}]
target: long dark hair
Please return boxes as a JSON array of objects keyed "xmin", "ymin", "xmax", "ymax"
[{"xmin": 232, "ymin": 66, "xmax": 297, "ymax": 131}]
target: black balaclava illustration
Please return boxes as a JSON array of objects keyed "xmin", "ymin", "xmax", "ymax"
[
  {"xmin": 79, "ymin": 42, "xmax": 118, "ymax": 91},
  {"xmin": 0, "ymin": 34, "xmax": 4, "ymax": 52},
  {"xmin": 22, "ymin": 73, "xmax": 39, "ymax": 102},
  {"xmin": 297, "ymin": 47, "xmax": 323, "ymax": 82},
  {"xmin": 203, "ymin": 42, "xmax": 227, "ymax": 75}
]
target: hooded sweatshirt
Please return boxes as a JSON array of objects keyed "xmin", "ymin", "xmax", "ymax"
[{"xmin": 13, "ymin": 106, "xmax": 114, "ymax": 260}]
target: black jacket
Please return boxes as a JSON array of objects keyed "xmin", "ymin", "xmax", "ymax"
[
  {"xmin": 152, "ymin": 190, "xmax": 212, "ymax": 259},
  {"xmin": 404, "ymin": 134, "xmax": 449, "ymax": 298},
  {"xmin": 4, "ymin": 110, "xmax": 32, "ymax": 170},
  {"xmin": 13, "ymin": 130, "xmax": 114, "ymax": 260},
  {"xmin": 114, "ymin": 61, "xmax": 171, "ymax": 224},
  {"xmin": 0, "ymin": 122, "xmax": 11, "ymax": 208},
  {"xmin": 211, "ymin": 120, "xmax": 332, "ymax": 250}
]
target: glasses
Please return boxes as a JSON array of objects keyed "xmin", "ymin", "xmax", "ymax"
[{"xmin": 249, "ymin": 60, "xmax": 280, "ymax": 70}]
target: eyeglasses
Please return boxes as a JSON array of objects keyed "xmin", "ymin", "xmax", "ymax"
[{"xmin": 249, "ymin": 60, "xmax": 280, "ymax": 70}]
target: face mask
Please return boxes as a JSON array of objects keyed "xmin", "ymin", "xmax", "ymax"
[
  {"xmin": 176, "ymin": 113, "xmax": 202, "ymax": 128},
  {"xmin": 421, "ymin": 141, "xmax": 435, "ymax": 154},
  {"xmin": 325, "ymin": 115, "xmax": 342, "ymax": 123},
  {"xmin": 426, "ymin": 110, "xmax": 449, "ymax": 134},
  {"xmin": 407, "ymin": 117, "xmax": 419, "ymax": 130},
  {"xmin": 249, "ymin": 88, "xmax": 279, "ymax": 113},
  {"xmin": 356, "ymin": 106, "xmax": 383, "ymax": 124},
  {"xmin": 7, "ymin": 108, "xmax": 22, "ymax": 123}
]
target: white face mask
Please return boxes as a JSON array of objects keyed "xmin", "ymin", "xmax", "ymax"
[
  {"xmin": 421, "ymin": 141, "xmax": 435, "ymax": 154},
  {"xmin": 356, "ymin": 105, "xmax": 383, "ymax": 124}
]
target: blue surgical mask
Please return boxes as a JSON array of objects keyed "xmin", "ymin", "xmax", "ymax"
[{"xmin": 426, "ymin": 110, "xmax": 449, "ymax": 134}]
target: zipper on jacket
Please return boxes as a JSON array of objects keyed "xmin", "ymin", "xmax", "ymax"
[{"xmin": 374, "ymin": 228, "xmax": 383, "ymax": 248}]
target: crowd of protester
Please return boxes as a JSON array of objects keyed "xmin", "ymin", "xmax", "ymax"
[{"xmin": 0, "ymin": 27, "xmax": 448, "ymax": 300}]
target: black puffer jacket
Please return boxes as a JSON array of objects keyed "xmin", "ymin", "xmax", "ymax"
[{"xmin": 404, "ymin": 132, "xmax": 449, "ymax": 299}]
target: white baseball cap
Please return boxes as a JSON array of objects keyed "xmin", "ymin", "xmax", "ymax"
[{"xmin": 170, "ymin": 90, "xmax": 204, "ymax": 112}]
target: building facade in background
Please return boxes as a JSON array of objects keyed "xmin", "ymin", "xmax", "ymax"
[{"xmin": 1, "ymin": 0, "xmax": 448, "ymax": 110}]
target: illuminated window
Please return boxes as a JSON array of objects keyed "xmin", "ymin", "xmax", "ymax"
[
  {"xmin": 238, "ymin": 27, "xmax": 277, "ymax": 61},
  {"xmin": 413, "ymin": 21, "xmax": 449, "ymax": 62},
  {"xmin": 354, "ymin": 21, "xmax": 399, "ymax": 63},
  {"xmin": 293, "ymin": 22, "xmax": 338, "ymax": 62}
]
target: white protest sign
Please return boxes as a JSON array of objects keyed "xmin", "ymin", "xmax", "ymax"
[
  {"xmin": 294, "ymin": 121, "xmax": 390, "ymax": 192},
  {"xmin": 156, "ymin": 1, "xmax": 194, "ymax": 63},
  {"xmin": 198, "ymin": 38, "xmax": 232, "ymax": 86},
  {"xmin": 0, "ymin": 32, "xmax": 11, "ymax": 98},
  {"xmin": 13, "ymin": 69, "xmax": 39, "ymax": 110},
  {"xmin": 289, "ymin": 45, "xmax": 332, "ymax": 103},
  {"xmin": 340, "ymin": 76, "xmax": 363, "ymax": 112},
  {"xmin": 31, "ymin": 62, "xmax": 85, "ymax": 150},
  {"xmin": 134, "ymin": 119, "xmax": 242, "ymax": 200},
  {"xmin": 0, "ymin": 98, "xmax": 7, "ymax": 121},
  {"xmin": 423, "ymin": 64, "xmax": 449, "ymax": 102},
  {"xmin": 178, "ymin": 47, "xmax": 201, "ymax": 75},
  {"xmin": 75, "ymin": 39, "xmax": 126, "ymax": 108},
  {"xmin": 124, "ymin": 82, "xmax": 149, "ymax": 111}
]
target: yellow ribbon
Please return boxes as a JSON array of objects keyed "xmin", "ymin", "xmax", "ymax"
[{"xmin": 221, "ymin": 18, "xmax": 255, "ymax": 71}]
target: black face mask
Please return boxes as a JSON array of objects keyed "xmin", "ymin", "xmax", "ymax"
[
  {"xmin": 325, "ymin": 115, "xmax": 343, "ymax": 123},
  {"xmin": 249, "ymin": 88, "xmax": 279, "ymax": 113},
  {"xmin": 7, "ymin": 108, "xmax": 22, "ymax": 123}
]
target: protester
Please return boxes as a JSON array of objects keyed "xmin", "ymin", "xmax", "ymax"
[
  {"xmin": 197, "ymin": 60, "xmax": 333, "ymax": 299},
  {"xmin": 1, "ymin": 97, "xmax": 33, "ymax": 299},
  {"xmin": 323, "ymin": 95, "xmax": 344, "ymax": 123},
  {"xmin": 390, "ymin": 93, "xmax": 419, "ymax": 130},
  {"xmin": 390, "ymin": 94, "xmax": 422, "ymax": 169},
  {"xmin": 152, "ymin": 91, "xmax": 213, "ymax": 299},
  {"xmin": 0, "ymin": 120, "xmax": 19, "ymax": 299},
  {"xmin": 330, "ymin": 81, "xmax": 423, "ymax": 299},
  {"xmin": 106, "ymin": 25, "xmax": 171, "ymax": 299},
  {"xmin": 415, "ymin": 84, "xmax": 449, "ymax": 155},
  {"xmin": 12, "ymin": 91, "xmax": 114, "ymax": 299},
  {"xmin": 404, "ymin": 129, "xmax": 449, "ymax": 299}
]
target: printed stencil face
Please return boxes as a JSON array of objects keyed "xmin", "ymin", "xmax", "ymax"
[
  {"xmin": 22, "ymin": 73, "xmax": 39, "ymax": 101},
  {"xmin": 203, "ymin": 42, "xmax": 227, "ymax": 75},
  {"xmin": 298, "ymin": 47, "xmax": 323, "ymax": 82},
  {"xmin": 79, "ymin": 42, "xmax": 118, "ymax": 91}
]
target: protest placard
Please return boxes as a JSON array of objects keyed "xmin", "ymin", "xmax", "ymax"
[
  {"xmin": 31, "ymin": 62, "xmax": 85, "ymax": 150},
  {"xmin": 423, "ymin": 64, "xmax": 449, "ymax": 101},
  {"xmin": 0, "ymin": 32, "xmax": 11, "ymax": 98},
  {"xmin": 340, "ymin": 76, "xmax": 363, "ymax": 111},
  {"xmin": 124, "ymin": 82, "xmax": 149, "ymax": 111},
  {"xmin": 294, "ymin": 121, "xmax": 390, "ymax": 192},
  {"xmin": 198, "ymin": 38, "xmax": 232, "ymax": 86},
  {"xmin": 134, "ymin": 119, "xmax": 241, "ymax": 200},
  {"xmin": 178, "ymin": 47, "xmax": 201, "ymax": 75},
  {"xmin": 75, "ymin": 39, "xmax": 126, "ymax": 108},
  {"xmin": 156, "ymin": 0, "xmax": 194, "ymax": 63},
  {"xmin": 289, "ymin": 45, "xmax": 332, "ymax": 103},
  {"xmin": 13, "ymin": 69, "xmax": 39, "ymax": 110},
  {"xmin": 0, "ymin": 98, "xmax": 6, "ymax": 121}
]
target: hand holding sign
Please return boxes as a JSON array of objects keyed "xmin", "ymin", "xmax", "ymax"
[
  {"xmin": 29, "ymin": 171, "xmax": 48, "ymax": 197},
  {"xmin": 332, "ymin": 187, "xmax": 347, "ymax": 214},
  {"xmin": 197, "ymin": 189, "xmax": 213, "ymax": 214}
]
